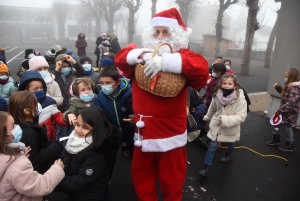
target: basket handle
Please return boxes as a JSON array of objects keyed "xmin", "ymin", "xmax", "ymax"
[{"xmin": 152, "ymin": 42, "xmax": 173, "ymax": 58}]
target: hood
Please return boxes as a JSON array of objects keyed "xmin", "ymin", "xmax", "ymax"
[
  {"xmin": 18, "ymin": 70, "xmax": 47, "ymax": 92},
  {"xmin": 288, "ymin": 81, "xmax": 300, "ymax": 88}
]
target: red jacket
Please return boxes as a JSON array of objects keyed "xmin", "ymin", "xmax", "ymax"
[{"xmin": 115, "ymin": 44, "xmax": 209, "ymax": 152}]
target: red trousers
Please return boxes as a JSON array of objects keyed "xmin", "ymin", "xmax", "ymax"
[{"xmin": 131, "ymin": 146, "xmax": 187, "ymax": 201}]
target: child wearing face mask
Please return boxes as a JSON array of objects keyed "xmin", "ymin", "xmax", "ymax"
[
  {"xmin": 18, "ymin": 71, "xmax": 68, "ymax": 140},
  {"xmin": 94, "ymin": 66, "xmax": 135, "ymax": 159},
  {"xmin": 29, "ymin": 56, "xmax": 63, "ymax": 107},
  {"xmin": 79, "ymin": 56, "xmax": 101, "ymax": 93},
  {"xmin": 8, "ymin": 91, "xmax": 65, "ymax": 175},
  {"xmin": 0, "ymin": 111, "xmax": 65, "ymax": 201},
  {"xmin": 0, "ymin": 63, "xmax": 17, "ymax": 102},
  {"xmin": 55, "ymin": 107, "xmax": 122, "ymax": 201},
  {"xmin": 267, "ymin": 68, "xmax": 300, "ymax": 152},
  {"xmin": 223, "ymin": 59, "xmax": 234, "ymax": 75},
  {"xmin": 17, "ymin": 49, "xmax": 37, "ymax": 78},
  {"xmin": 63, "ymin": 78, "xmax": 96, "ymax": 125},
  {"xmin": 198, "ymin": 74, "xmax": 247, "ymax": 177}
]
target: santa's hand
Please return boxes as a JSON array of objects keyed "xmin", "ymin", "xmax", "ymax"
[
  {"xmin": 144, "ymin": 56, "xmax": 162, "ymax": 78},
  {"xmin": 126, "ymin": 48, "xmax": 154, "ymax": 65}
]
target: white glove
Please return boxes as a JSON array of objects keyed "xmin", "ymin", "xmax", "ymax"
[
  {"xmin": 144, "ymin": 56, "xmax": 163, "ymax": 78},
  {"xmin": 126, "ymin": 48, "xmax": 154, "ymax": 65},
  {"xmin": 141, "ymin": 53, "xmax": 153, "ymax": 63}
]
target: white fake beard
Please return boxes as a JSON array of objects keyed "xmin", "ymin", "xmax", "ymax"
[{"xmin": 141, "ymin": 26, "xmax": 190, "ymax": 55}]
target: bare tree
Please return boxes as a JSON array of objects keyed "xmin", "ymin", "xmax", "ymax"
[
  {"xmin": 102, "ymin": 0, "xmax": 122, "ymax": 34},
  {"xmin": 81, "ymin": 0, "xmax": 103, "ymax": 36},
  {"xmin": 175, "ymin": 0, "xmax": 201, "ymax": 25},
  {"xmin": 123, "ymin": 0, "xmax": 143, "ymax": 44},
  {"xmin": 76, "ymin": 7, "xmax": 93, "ymax": 40},
  {"xmin": 52, "ymin": 0, "xmax": 68, "ymax": 40},
  {"xmin": 240, "ymin": 0, "xmax": 260, "ymax": 75},
  {"xmin": 215, "ymin": 0, "xmax": 238, "ymax": 57},
  {"xmin": 151, "ymin": 0, "xmax": 158, "ymax": 17}
]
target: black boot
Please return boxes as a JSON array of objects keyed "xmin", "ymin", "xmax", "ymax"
[
  {"xmin": 266, "ymin": 134, "xmax": 281, "ymax": 146},
  {"xmin": 198, "ymin": 164, "xmax": 210, "ymax": 177},
  {"xmin": 220, "ymin": 152, "xmax": 233, "ymax": 163},
  {"xmin": 278, "ymin": 141, "xmax": 293, "ymax": 152}
]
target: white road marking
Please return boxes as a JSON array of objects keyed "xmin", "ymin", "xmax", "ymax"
[
  {"xmin": 7, "ymin": 51, "xmax": 24, "ymax": 64},
  {"xmin": 3, "ymin": 46, "xmax": 9, "ymax": 49},
  {"xmin": 8, "ymin": 47, "xmax": 18, "ymax": 51}
]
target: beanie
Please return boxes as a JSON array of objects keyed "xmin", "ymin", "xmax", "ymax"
[
  {"xmin": 45, "ymin": 50, "xmax": 56, "ymax": 63},
  {"xmin": 29, "ymin": 56, "xmax": 49, "ymax": 71},
  {"xmin": 0, "ymin": 63, "xmax": 9, "ymax": 74},
  {"xmin": 21, "ymin": 59, "xmax": 30, "ymax": 70},
  {"xmin": 55, "ymin": 54, "xmax": 68, "ymax": 63},
  {"xmin": 51, "ymin": 45, "xmax": 62, "ymax": 54},
  {"xmin": 100, "ymin": 58, "xmax": 114, "ymax": 67},
  {"xmin": 24, "ymin": 49, "xmax": 35, "ymax": 59},
  {"xmin": 79, "ymin": 56, "xmax": 92, "ymax": 65}
]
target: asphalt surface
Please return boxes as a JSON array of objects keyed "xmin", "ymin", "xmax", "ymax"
[{"xmin": 4, "ymin": 44, "xmax": 299, "ymax": 200}]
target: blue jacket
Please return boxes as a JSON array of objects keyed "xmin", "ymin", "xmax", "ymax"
[
  {"xmin": 94, "ymin": 78, "xmax": 135, "ymax": 135},
  {"xmin": 0, "ymin": 96, "xmax": 7, "ymax": 111}
]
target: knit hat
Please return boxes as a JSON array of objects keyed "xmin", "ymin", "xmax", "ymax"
[
  {"xmin": 29, "ymin": 56, "xmax": 49, "ymax": 71},
  {"xmin": 45, "ymin": 50, "xmax": 56, "ymax": 63},
  {"xmin": 51, "ymin": 45, "xmax": 62, "ymax": 54},
  {"xmin": 18, "ymin": 70, "xmax": 47, "ymax": 92},
  {"xmin": 0, "ymin": 63, "xmax": 9, "ymax": 74},
  {"xmin": 151, "ymin": 8, "xmax": 190, "ymax": 32},
  {"xmin": 21, "ymin": 59, "xmax": 30, "ymax": 70},
  {"xmin": 79, "ymin": 56, "xmax": 92, "ymax": 65},
  {"xmin": 55, "ymin": 54, "xmax": 67, "ymax": 62},
  {"xmin": 101, "ymin": 32, "xmax": 106, "ymax": 36},
  {"xmin": 100, "ymin": 58, "xmax": 114, "ymax": 67},
  {"xmin": 24, "ymin": 49, "xmax": 35, "ymax": 59}
]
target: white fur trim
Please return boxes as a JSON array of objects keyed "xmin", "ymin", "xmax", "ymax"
[
  {"xmin": 151, "ymin": 17, "xmax": 179, "ymax": 28},
  {"xmin": 134, "ymin": 131, "xmax": 187, "ymax": 152},
  {"xmin": 162, "ymin": 53, "xmax": 182, "ymax": 74},
  {"xmin": 126, "ymin": 49, "xmax": 145, "ymax": 65}
]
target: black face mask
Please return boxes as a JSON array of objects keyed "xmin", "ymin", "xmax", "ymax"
[{"xmin": 221, "ymin": 88, "xmax": 234, "ymax": 97}]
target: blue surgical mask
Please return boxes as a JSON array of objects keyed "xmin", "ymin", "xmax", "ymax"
[
  {"xmin": 225, "ymin": 65, "xmax": 230, "ymax": 70},
  {"xmin": 80, "ymin": 93, "xmax": 94, "ymax": 103},
  {"xmin": 82, "ymin": 64, "xmax": 92, "ymax": 72},
  {"xmin": 0, "ymin": 75, "xmax": 8, "ymax": 80},
  {"xmin": 8, "ymin": 125, "xmax": 23, "ymax": 143},
  {"xmin": 61, "ymin": 67, "xmax": 71, "ymax": 75},
  {"xmin": 39, "ymin": 70, "xmax": 48, "ymax": 79},
  {"xmin": 33, "ymin": 90, "xmax": 46, "ymax": 101},
  {"xmin": 29, "ymin": 54, "xmax": 35, "ymax": 59},
  {"xmin": 285, "ymin": 78, "xmax": 288, "ymax": 82},
  {"xmin": 33, "ymin": 102, "xmax": 43, "ymax": 117},
  {"xmin": 211, "ymin": 72, "xmax": 217, "ymax": 78},
  {"xmin": 102, "ymin": 82, "xmax": 116, "ymax": 95}
]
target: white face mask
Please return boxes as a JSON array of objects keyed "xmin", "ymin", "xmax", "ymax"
[
  {"xmin": 0, "ymin": 75, "xmax": 8, "ymax": 80},
  {"xmin": 82, "ymin": 64, "xmax": 92, "ymax": 72}
]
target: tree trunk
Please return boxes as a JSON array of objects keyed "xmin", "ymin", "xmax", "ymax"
[
  {"xmin": 95, "ymin": 20, "xmax": 101, "ymax": 37},
  {"xmin": 215, "ymin": 7, "xmax": 225, "ymax": 57},
  {"xmin": 127, "ymin": 11, "xmax": 135, "ymax": 44},
  {"xmin": 264, "ymin": 14, "xmax": 279, "ymax": 68},
  {"xmin": 151, "ymin": 0, "xmax": 157, "ymax": 17},
  {"xmin": 240, "ymin": 0, "xmax": 259, "ymax": 76},
  {"xmin": 107, "ymin": 12, "xmax": 114, "ymax": 34}
]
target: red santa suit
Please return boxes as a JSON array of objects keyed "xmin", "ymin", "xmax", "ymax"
[{"xmin": 115, "ymin": 8, "xmax": 209, "ymax": 201}]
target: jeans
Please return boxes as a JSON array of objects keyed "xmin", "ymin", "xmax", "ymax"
[
  {"xmin": 56, "ymin": 124, "xmax": 74, "ymax": 141},
  {"xmin": 273, "ymin": 123, "xmax": 294, "ymax": 142},
  {"xmin": 204, "ymin": 141, "xmax": 234, "ymax": 166}
]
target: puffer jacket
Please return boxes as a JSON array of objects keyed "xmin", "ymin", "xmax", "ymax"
[
  {"xmin": 204, "ymin": 89, "xmax": 247, "ymax": 142},
  {"xmin": 0, "ymin": 77, "xmax": 17, "ymax": 101}
]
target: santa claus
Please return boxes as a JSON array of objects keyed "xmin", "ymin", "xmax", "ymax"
[{"xmin": 115, "ymin": 7, "xmax": 209, "ymax": 201}]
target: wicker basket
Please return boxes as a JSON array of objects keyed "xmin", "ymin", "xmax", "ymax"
[{"xmin": 135, "ymin": 42, "xmax": 186, "ymax": 97}]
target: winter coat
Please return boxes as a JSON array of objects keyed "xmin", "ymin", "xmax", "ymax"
[
  {"xmin": 0, "ymin": 77, "xmax": 17, "ymax": 101},
  {"xmin": 115, "ymin": 44, "xmax": 209, "ymax": 152},
  {"xmin": 95, "ymin": 36, "xmax": 106, "ymax": 55},
  {"xmin": 62, "ymin": 95, "xmax": 96, "ymax": 122},
  {"xmin": 53, "ymin": 62, "xmax": 85, "ymax": 112},
  {"xmin": 44, "ymin": 73, "xmax": 63, "ymax": 107},
  {"xmin": 0, "ymin": 150, "xmax": 64, "ymax": 201},
  {"xmin": 276, "ymin": 81, "xmax": 300, "ymax": 125},
  {"xmin": 205, "ymin": 77, "xmax": 220, "ymax": 109},
  {"xmin": 76, "ymin": 39, "xmax": 87, "ymax": 56},
  {"xmin": 94, "ymin": 78, "xmax": 135, "ymax": 136},
  {"xmin": 108, "ymin": 35, "xmax": 121, "ymax": 55},
  {"xmin": 204, "ymin": 89, "xmax": 247, "ymax": 142},
  {"xmin": 18, "ymin": 120, "xmax": 64, "ymax": 174}
]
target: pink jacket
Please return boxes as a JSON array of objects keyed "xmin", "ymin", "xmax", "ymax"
[{"xmin": 0, "ymin": 153, "xmax": 65, "ymax": 201}]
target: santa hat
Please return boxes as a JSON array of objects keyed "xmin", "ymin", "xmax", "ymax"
[
  {"xmin": 29, "ymin": 56, "xmax": 49, "ymax": 71},
  {"xmin": 270, "ymin": 112, "xmax": 282, "ymax": 130},
  {"xmin": 151, "ymin": 7, "xmax": 190, "ymax": 32},
  {"xmin": 101, "ymin": 32, "xmax": 106, "ymax": 36}
]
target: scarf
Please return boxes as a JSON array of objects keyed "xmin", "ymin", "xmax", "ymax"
[
  {"xmin": 65, "ymin": 130, "xmax": 93, "ymax": 154},
  {"xmin": 0, "ymin": 76, "xmax": 9, "ymax": 85},
  {"xmin": 85, "ymin": 68, "xmax": 94, "ymax": 76},
  {"xmin": 216, "ymin": 89, "xmax": 237, "ymax": 106}
]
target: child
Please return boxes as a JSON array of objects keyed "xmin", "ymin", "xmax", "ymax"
[
  {"xmin": 267, "ymin": 68, "xmax": 300, "ymax": 152},
  {"xmin": 8, "ymin": 91, "xmax": 65, "ymax": 174},
  {"xmin": 223, "ymin": 59, "xmax": 235, "ymax": 74},
  {"xmin": 55, "ymin": 107, "xmax": 122, "ymax": 200},
  {"xmin": 209, "ymin": 56, "xmax": 223, "ymax": 74},
  {"xmin": 18, "ymin": 70, "xmax": 68, "ymax": 140},
  {"xmin": 94, "ymin": 66, "xmax": 135, "ymax": 158},
  {"xmin": 63, "ymin": 78, "xmax": 96, "ymax": 125},
  {"xmin": 0, "ymin": 111, "xmax": 65, "ymax": 200},
  {"xmin": 29, "ymin": 56, "xmax": 63, "ymax": 107},
  {"xmin": 17, "ymin": 49, "xmax": 36, "ymax": 78},
  {"xmin": 79, "ymin": 56, "xmax": 101, "ymax": 93},
  {"xmin": 0, "ymin": 63, "xmax": 17, "ymax": 102},
  {"xmin": 198, "ymin": 74, "xmax": 247, "ymax": 177}
]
